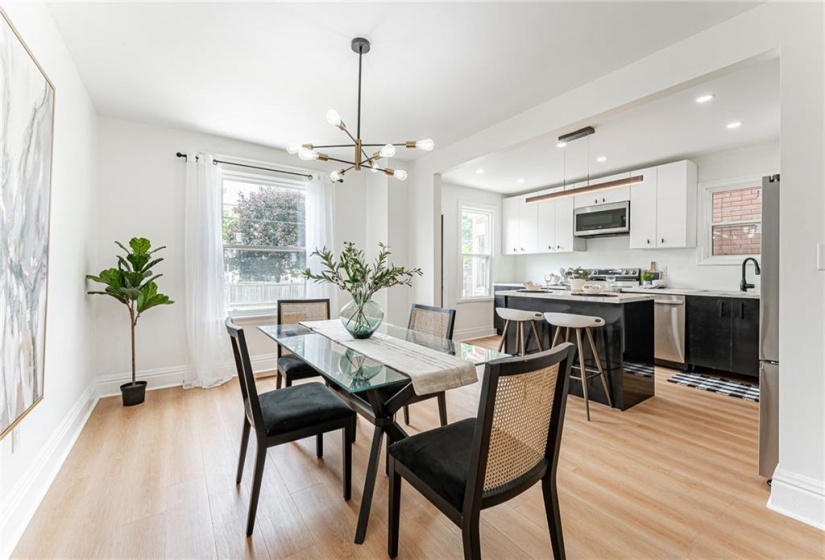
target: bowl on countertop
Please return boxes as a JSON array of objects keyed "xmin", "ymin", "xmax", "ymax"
[{"xmin": 581, "ymin": 283, "xmax": 606, "ymax": 294}]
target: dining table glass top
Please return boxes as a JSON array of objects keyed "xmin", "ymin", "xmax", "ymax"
[{"xmin": 258, "ymin": 322, "xmax": 509, "ymax": 394}]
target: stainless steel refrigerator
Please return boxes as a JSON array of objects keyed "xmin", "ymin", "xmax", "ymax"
[{"xmin": 759, "ymin": 174, "xmax": 780, "ymax": 479}]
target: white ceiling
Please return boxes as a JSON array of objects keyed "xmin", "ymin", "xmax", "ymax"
[
  {"xmin": 46, "ymin": 2, "xmax": 759, "ymax": 161},
  {"xmin": 442, "ymin": 56, "xmax": 779, "ymax": 193}
]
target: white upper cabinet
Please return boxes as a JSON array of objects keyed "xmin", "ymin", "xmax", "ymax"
[
  {"xmin": 537, "ymin": 196, "xmax": 556, "ymax": 253},
  {"xmin": 629, "ymin": 160, "xmax": 697, "ymax": 249},
  {"xmin": 629, "ymin": 167, "xmax": 658, "ymax": 249},
  {"xmin": 554, "ymin": 195, "xmax": 585, "ymax": 252},
  {"xmin": 574, "ymin": 172, "xmax": 631, "ymax": 208},
  {"xmin": 518, "ymin": 196, "xmax": 539, "ymax": 253},
  {"xmin": 656, "ymin": 160, "xmax": 697, "ymax": 248},
  {"xmin": 503, "ymin": 188, "xmax": 584, "ymax": 255},
  {"xmin": 502, "ymin": 196, "xmax": 520, "ymax": 255}
]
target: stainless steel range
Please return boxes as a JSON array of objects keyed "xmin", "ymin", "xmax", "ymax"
[{"xmin": 585, "ymin": 268, "xmax": 641, "ymax": 289}]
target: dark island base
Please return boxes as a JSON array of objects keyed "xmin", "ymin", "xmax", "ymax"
[{"xmin": 503, "ymin": 296, "xmax": 655, "ymax": 411}]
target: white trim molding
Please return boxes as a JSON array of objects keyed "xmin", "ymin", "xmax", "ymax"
[
  {"xmin": 95, "ymin": 352, "xmax": 277, "ymax": 398},
  {"xmin": 0, "ymin": 383, "xmax": 98, "ymax": 560},
  {"xmin": 454, "ymin": 326, "xmax": 496, "ymax": 342},
  {"xmin": 768, "ymin": 467, "xmax": 825, "ymax": 530},
  {"xmin": 697, "ymin": 175, "xmax": 764, "ymax": 266}
]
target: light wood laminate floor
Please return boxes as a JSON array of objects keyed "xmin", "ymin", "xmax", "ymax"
[{"xmin": 13, "ymin": 336, "xmax": 825, "ymax": 559}]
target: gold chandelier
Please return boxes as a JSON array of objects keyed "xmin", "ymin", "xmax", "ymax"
[{"xmin": 285, "ymin": 37, "xmax": 434, "ymax": 182}]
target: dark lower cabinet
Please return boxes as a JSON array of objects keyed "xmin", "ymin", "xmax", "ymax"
[{"xmin": 686, "ymin": 296, "xmax": 759, "ymax": 377}]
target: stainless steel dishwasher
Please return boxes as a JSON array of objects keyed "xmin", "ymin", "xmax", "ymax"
[{"xmin": 653, "ymin": 294, "xmax": 686, "ymax": 366}]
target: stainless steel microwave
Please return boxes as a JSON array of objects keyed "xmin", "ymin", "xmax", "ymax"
[{"xmin": 573, "ymin": 201, "xmax": 630, "ymax": 237}]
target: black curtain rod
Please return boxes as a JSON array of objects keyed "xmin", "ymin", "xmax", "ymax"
[{"xmin": 175, "ymin": 152, "xmax": 314, "ymax": 180}]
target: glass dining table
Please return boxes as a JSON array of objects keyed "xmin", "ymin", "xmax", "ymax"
[{"xmin": 259, "ymin": 322, "xmax": 508, "ymax": 544}]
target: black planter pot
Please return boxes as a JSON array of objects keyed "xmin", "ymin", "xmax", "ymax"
[{"xmin": 120, "ymin": 381, "xmax": 147, "ymax": 407}]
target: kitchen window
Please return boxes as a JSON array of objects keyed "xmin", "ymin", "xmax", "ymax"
[
  {"xmin": 698, "ymin": 177, "xmax": 762, "ymax": 264},
  {"xmin": 460, "ymin": 206, "xmax": 493, "ymax": 299},
  {"xmin": 222, "ymin": 171, "xmax": 307, "ymax": 312}
]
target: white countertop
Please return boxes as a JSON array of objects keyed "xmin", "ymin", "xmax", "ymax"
[
  {"xmin": 499, "ymin": 290, "xmax": 653, "ymax": 304},
  {"xmin": 621, "ymin": 287, "xmax": 760, "ymax": 299}
]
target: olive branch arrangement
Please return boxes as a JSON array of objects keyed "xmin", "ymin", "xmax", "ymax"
[{"xmin": 303, "ymin": 241, "xmax": 423, "ymax": 305}]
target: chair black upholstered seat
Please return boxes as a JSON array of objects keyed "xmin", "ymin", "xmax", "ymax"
[
  {"xmin": 389, "ymin": 418, "xmax": 475, "ymax": 510},
  {"xmin": 277, "ymin": 355, "xmax": 320, "ymax": 380},
  {"xmin": 256, "ymin": 382, "xmax": 354, "ymax": 437}
]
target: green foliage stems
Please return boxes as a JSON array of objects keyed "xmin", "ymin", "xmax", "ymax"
[
  {"xmin": 303, "ymin": 241, "xmax": 423, "ymax": 305},
  {"xmin": 86, "ymin": 238, "xmax": 174, "ymax": 385}
]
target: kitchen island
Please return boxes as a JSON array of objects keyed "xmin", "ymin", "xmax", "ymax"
[{"xmin": 500, "ymin": 290, "xmax": 655, "ymax": 410}]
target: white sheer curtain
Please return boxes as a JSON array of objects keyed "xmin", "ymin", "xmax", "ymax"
[
  {"xmin": 305, "ymin": 174, "xmax": 336, "ymax": 309},
  {"xmin": 183, "ymin": 153, "xmax": 234, "ymax": 388}
]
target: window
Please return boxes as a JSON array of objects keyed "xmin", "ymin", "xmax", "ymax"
[
  {"xmin": 699, "ymin": 178, "xmax": 762, "ymax": 264},
  {"xmin": 460, "ymin": 206, "xmax": 493, "ymax": 299},
  {"xmin": 222, "ymin": 172, "xmax": 307, "ymax": 312}
]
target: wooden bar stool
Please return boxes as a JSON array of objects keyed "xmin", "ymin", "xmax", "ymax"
[
  {"xmin": 495, "ymin": 308, "xmax": 544, "ymax": 356},
  {"xmin": 544, "ymin": 312, "xmax": 612, "ymax": 421}
]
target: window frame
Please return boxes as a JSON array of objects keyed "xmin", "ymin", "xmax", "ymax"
[
  {"xmin": 697, "ymin": 176, "xmax": 763, "ymax": 266},
  {"xmin": 457, "ymin": 202, "xmax": 495, "ymax": 303},
  {"xmin": 220, "ymin": 168, "xmax": 309, "ymax": 316}
]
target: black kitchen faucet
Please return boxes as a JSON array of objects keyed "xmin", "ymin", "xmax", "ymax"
[{"xmin": 740, "ymin": 257, "xmax": 761, "ymax": 292}]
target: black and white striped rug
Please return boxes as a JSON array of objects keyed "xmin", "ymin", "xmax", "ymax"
[{"xmin": 667, "ymin": 372, "xmax": 759, "ymax": 402}]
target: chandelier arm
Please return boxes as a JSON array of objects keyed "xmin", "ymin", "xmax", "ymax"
[
  {"xmin": 326, "ymin": 156, "xmax": 358, "ymax": 166},
  {"xmin": 312, "ymin": 143, "xmax": 357, "ymax": 149},
  {"xmin": 359, "ymin": 143, "xmax": 407, "ymax": 148},
  {"xmin": 340, "ymin": 126, "xmax": 372, "ymax": 163}
]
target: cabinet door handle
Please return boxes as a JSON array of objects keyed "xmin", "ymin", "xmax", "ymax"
[
  {"xmin": 594, "ymin": 199, "xmax": 598, "ymax": 204},
  {"xmin": 661, "ymin": 238, "xmax": 665, "ymax": 244},
  {"xmin": 646, "ymin": 239, "xmax": 650, "ymax": 245},
  {"xmin": 602, "ymin": 197, "xmax": 606, "ymax": 203},
  {"xmin": 718, "ymin": 300, "xmax": 724, "ymax": 318}
]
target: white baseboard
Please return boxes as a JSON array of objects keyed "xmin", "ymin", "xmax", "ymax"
[
  {"xmin": 454, "ymin": 326, "xmax": 496, "ymax": 342},
  {"xmin": 0, "ymin": 382, "xmax": 98, "ymax": 559},
  {"xmin": 768, "ymin": 467, "xmax": 825, "ymax": 530},
  {"xmin": 95, "ymin": 352, "xmax": 277, "ymax": 398}
]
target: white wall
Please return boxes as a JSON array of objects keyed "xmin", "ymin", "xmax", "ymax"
[
  {"xmin": 94, "ymin": 116, "xmax": 368, "ymax": 380},
  {"xmin": 441, "ymin": 183, "xmax": 503, "ymax": 340},
  {"xmin": 514, "ymin": 140, "xmax": 779, "ymax": 291},
  {"xmin": 0, "ymin": 3, "xmax": 98, "ymax": 556},
  {"xmin": 411, "ymin": 2, "xmax": 825, "ymax": 529}
]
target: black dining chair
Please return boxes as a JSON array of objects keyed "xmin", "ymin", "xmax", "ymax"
[
  {"xmin": 225, "ymin": 318, "xmax": 355, "ymax": 536},
  {"xmin": 387, "ymin": 343, "xmax": 576, "ymax": 560},
  {"xmin": 276, "ymin": 298, "xmax": 330, "ymax": 389},
  {"xmin": 402, "ymin": 303, "xmax": 457, "ymax": 426}
]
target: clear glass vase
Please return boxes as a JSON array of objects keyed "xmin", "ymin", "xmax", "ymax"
[{"xmin": 340, "ymin": 298, "xmax": 384, "ymax": 339}]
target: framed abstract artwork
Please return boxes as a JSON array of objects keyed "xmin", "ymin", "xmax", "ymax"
[{"xmin": 0, "ymin": 9, "xmax": 55, "ymax": 439}]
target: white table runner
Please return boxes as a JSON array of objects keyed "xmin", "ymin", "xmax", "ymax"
[{"xmin": 299, "ymin": 320, "xmax": 478, "ymax": 396}]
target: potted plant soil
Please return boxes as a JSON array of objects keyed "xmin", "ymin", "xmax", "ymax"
[{"xmin": 86, "ymin": 238, "xmax": 174, "ymax": 406}]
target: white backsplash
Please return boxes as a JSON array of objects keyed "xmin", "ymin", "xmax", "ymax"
[{"xmin": 515, "ymin": 234, "xmax": 760, "ymax": 292}]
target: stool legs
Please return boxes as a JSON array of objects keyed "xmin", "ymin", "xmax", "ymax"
[
  {"xmin": 497, "ymin": 320, "xmax": 510, "ymax": 353},
  {"xmin": 518, "ymin": 322, "xmax": 526, "ymax": 356},
  {"xmin": 586, "ymin": 327, "xmax": 612, "ymax": 408},
  {"xmin": 551, "ymin": 325, "xmax": 561, "ymax": 348},
  {"xmin": 574, "ymin": 329, "xmax": 592, "ymax": 421},
  {"xmin": 530, "ymin": 321, "xmax": 543, "ymax": 352}
]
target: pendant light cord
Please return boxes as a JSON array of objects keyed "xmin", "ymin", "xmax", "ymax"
[{"xmin": 357, "ymin": 48, "xmax": 362, "ymax": 140}]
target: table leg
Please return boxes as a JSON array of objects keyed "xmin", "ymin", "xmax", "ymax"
[{"xmin": 354, "ymin": 424, "xmax": 385, "ymax": 544}]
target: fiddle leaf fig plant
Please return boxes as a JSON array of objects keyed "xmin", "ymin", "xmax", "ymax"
[{"xmin": 86, "ymin": 238, "xmax": 174, "ymax": 386}]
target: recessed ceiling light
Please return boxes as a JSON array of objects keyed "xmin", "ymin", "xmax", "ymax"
[
  {"xmin": 596, "ymin": 156, "xmax": 607, "ymax": 163},
  {"xmin": 696, "ymin": 94, "xmax": 715, "ymax": 104},
  {"xmin": 517, "ymin": 178, "xmax": 525, "ymax": 183},
  {"xmin": 476, "ymin": 168, "xmax": 485, "ymax": 174},
  {"xmin": 726, "ymin": 121, "xmax": 743, "ymax": 129},
  {"xmin": 556, "ymin": 141, "xmax": 567, "ymax": 148}
]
